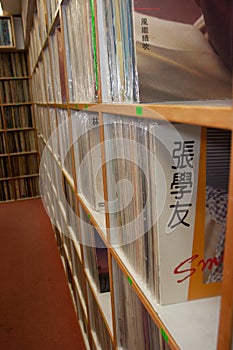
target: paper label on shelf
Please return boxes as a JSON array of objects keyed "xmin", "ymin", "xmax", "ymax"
[{"xmin": 161, "ymin": 328, "xmax": 169, "ymax": 343}]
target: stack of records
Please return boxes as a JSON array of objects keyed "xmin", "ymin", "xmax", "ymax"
[
  {"xmin": 62, "ymin": 0, "xmax": 98, "ymax": 102},
  {"xmin": 97, "ymin": 0, "xmax": 232, "ymax": 103},
  {"xmin": 104, "ymin": 115, "xmax": 230, "ymax": 304},
  {"xmin": 71, "ymin": 111, "xmax": 104, "ymax": 212}
]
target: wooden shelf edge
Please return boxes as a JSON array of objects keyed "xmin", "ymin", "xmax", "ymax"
[{"xmin": 88, "ymin": 102, "xmax": 233, "ymax": 130}]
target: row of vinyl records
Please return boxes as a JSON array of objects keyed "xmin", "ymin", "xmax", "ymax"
[
  {"xmin": 41, "ymin": 151, "xmax": 109, "ymax": 294},
  {"xmin": 29, "ymin": 0, "xmax": 60, "ymax": 65},
  {"xmin": 0, "ymin": 52, "xmax": 39, "ymax": 203},
  {"xmin": 29, "ymin": 0, "xmax": 232, "ymax": 104},
  {"xmin": 0, "ymin": 153, "xmax": 38, "ymax": 179},
  {"xmin": 29, "ymin": 10, "xmax": 41, "ymax": 71},
  {"xmin": 0, "ymin": 130, "xmax": 36, "ymax": 154},
  {"xmin": 36, "ymin": 106, "xmax": 231, "ymax": 305},
  {"xmin": 0, "ymin": 80, "xmax": 30, "ymax": 104},
  {"xmin": 0, "ymin": 176, "xmax": 40, "ymax": 202},
  {"xmin": 0, "ymin": 105, "xmax": 34, "ymax": 130},
  {"xmin": 35, "ymin": 106, "xmax": 103, "ymax": 210},
  {"xmin": 41, "ymin": 158, "xmax": 171, "ymax": 350},
  {"xmin": 32, "ymin": 48, "xmax": 58, "ymax": 104},
  {"xmin": 46, "ymin": 0, "xmax": 60, "ymax": 28},
  {"xmin": 0, "ymin": 52, "xmax": 28, "ymax": 78},
  {"xmin": 35, "ymin": 106, "xmax": 74, "ymax": 179},
  {"xmin": 30, "ymin": 0, "xmax": 98, "ymax": 104}
]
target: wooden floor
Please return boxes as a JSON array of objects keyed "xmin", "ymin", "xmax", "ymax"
[{"xmin": 0, "ymin": 198, "xmax": 86, "ymax": 350}]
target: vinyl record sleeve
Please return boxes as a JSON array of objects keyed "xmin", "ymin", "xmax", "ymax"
[{"xmin": 133, "ymin": 0, "xmax": 232, "ymax": 102}]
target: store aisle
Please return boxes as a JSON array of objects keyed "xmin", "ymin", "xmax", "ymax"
[{"xmin": 0, "ymin": 198, "xmax": 86, "ymax": 350}]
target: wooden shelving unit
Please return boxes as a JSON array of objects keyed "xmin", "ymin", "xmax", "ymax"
[
  {"xmin": 27, "ymin": 0, "xmax": 233, "ymax": 349},
  {"xmin": 0, "ymin": 51, "xmax": 39, "ymax": 201}
]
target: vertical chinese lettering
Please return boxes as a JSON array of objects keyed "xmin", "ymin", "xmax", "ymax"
[{"xmin": 168, "ymin": 140, "xmax": 195, "ymax": 229}]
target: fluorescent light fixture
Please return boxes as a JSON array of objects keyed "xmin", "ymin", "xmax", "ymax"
[{"xmin": 0, "ymin": 2, "xmax": 3, "ymax": 16}]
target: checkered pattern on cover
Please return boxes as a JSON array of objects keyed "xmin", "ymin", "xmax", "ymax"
[{"xmin": 206, "ymin": 185, "xmax": 228, "ymax": 283}]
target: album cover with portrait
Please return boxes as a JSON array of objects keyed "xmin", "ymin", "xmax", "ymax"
[
  {"xmin": 153, "ymin": 124, "xmax": 230, "ymax": 305},
  {"xmin": 133, "ymin": 0, "xmax": 232, "ymax": 102}
]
